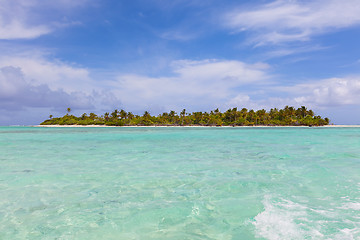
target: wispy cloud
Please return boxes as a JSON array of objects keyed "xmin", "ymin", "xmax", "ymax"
[
  {"xmin": 151, "ymin": 0, "xmax": 213, "ymax": 11},
  {"xmin": 224, "ymin": 0, "xmax": 360, "ymax": 45},
  {"xmin": 264, "ymin": 45, "xmax": 328, "ymax": 58},
  {"xmin": 0, "ymin": 0, "xmax": 88, "ymax": 40},
  {"xmin": 160, "ymin": 29, "xmax": 199, "ymax": 41},
  {"xmin": 0, "ymin": 20, "xmax": 51, "ymax": 40}
]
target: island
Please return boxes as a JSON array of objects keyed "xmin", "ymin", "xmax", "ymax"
[{"xmin": 40, "ymin": 106, "xmax": 329, "ymax": 126}]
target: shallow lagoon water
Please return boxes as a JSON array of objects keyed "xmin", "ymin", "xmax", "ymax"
[{"xmin": 0, "ymin": 126, "xmax": 359, "ymax": 239}]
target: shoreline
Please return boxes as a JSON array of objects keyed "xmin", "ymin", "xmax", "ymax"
[{"xmin": 33, "ymin": 124, "xmax": 360, "ymax": 128}]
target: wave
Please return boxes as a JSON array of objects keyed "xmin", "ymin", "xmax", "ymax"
[{"xmin": 252, "ymin": 194, "xmax": 360, "ymax": 240}]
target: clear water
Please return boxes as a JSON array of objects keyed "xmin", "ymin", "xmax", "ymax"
[{"xmin": 0, "ymin": 126, "xmax": 359, "ymax": 240}]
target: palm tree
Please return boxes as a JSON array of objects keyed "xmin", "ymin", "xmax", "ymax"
[
  {"xmin": 142, "ymin": 111, "xmax": 152, "ymax": 126},
  {"xmin": 308, "ymin": 109, "xmax": 314, "ymax": 117},
  {"xmin": 89, "ymin": 113, "xmax": 97, "ymax": 120},
  {"xmin": 111, "ymin": 109, "xmax": 119, "ymax": 119},
  {"xmin": 169, "ymin": 110, "xmax": 176, "ymax": 124},
  {"xmin": 256, "ymin": 109, "xmax": 266, "ymax": 125},
  {"xmin": 143, "ymin": 111, "xmax": 151, "ymax": 118},
  {"xmin": 247, "ymin": 110, "xmax": 256, "ymax": 124},
  {"xmin": 180, "ymin": 109, "xmax": 186, "ymax": 125},
  {"xmin": 232, "ymin": 107, "xmax": 238, "ymax": 122},
  {"xmin": 127, "ymin": 112, "xmax": 134, "ymax": 119},
  {"xmin": 300, "ymin": 106, "xmax": 307, "ymax": 118},
  {"xmin": 240, "ymin": 108, "xmax": 248, "ymax": 119},
  {"xmin": 66, "ymin": 107, "xmax": 71, "ymax": 115},
  {"xmin": 120, "ymin": 109, "xmax": 127, "ymax": 119},
  {"xmin": 104, "ymin": 112, "xmax": 109, "ymax": 121}
]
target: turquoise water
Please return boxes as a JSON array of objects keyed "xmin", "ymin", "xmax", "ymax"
[{"xmin": 0, "ymin": 126, "xmax": 359, "ymax": 239}]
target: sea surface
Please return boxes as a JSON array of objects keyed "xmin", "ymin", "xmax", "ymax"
[{"xmin": 0, "ymin": 126, "xmax": 359, "ymax": 240}]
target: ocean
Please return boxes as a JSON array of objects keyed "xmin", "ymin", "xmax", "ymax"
[{"xmin": 0, "ymin": 126, "xmax": 359, "ymax": 239}]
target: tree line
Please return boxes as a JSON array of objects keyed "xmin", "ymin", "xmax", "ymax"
[{"xmin": 40, "ymin": 106, "xmax": 330, "ymax": 126}]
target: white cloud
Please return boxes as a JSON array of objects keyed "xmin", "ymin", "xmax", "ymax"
[
  {"xmin": 264, "ymin": 45, "xmax": 328, "ymax": 58},
  {"xmin": 222, "ymin": 76, "xmax": 360, "ymax": 113},
  {"xmin": 0, "ymin": 66, "xmax": 93, "ymax": 110},
  {"xmin": 0, "ymin": 53, "xmax": 122, "ymax": 113},
  {"xmin": 1, "ymin": 50, "xmax": 359, "ymax": 123},
  {"xmin": 0, "ymin": 0, "xmax": 52, "ymax": 39},
  {"xmin": 172, "ymin": 59, "xmax": 269, "ymax": 83},
  {"xmin": 111, "ymin": 59, "xmax": 270, "ymax": 112},
  {"xmin": 1, "ymin": 53, "xmax": 360, "ymax": 124},
  {"xmin": 0, "ymin": 0, "xmax": 88, "ymax": 40},
  {"xmin": 0, "ymin": 20, "xmax": 51, "ymax": 39},
  {"xmin": 0, "ymin": 54, "xmax": 94, "ymax": 93},
  {"xmin": 151, "ymin": 0, "xmax": 211, "ymax": 11},
  {"xmin": 0, "ymin": 55, "xmax": 272, "ymax": 117},
  {"xmin": 226, "ymin": 93, "xmax": 260, "ymax": 109},
  {"xmin": 160, "ymin": 30, "xmax": 198, "ymax": 41},
  {"xmin": 278, "ymin": 77, "xmax": 360, "ymax": 107},
  {"xmin": 225, "ymin": 0, "xmax": 360, "ymax": 45}
]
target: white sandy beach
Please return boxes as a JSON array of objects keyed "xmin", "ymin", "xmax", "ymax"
[{"xmin": 33, "ymin": 124, "xmax": 360, "ymax": 128}]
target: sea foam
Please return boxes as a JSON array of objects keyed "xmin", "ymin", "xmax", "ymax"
[{"xmin": 253, "ymin": 194, "xmax": 360, "ymax": 240}]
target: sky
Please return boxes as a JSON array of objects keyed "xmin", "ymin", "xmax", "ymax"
[{"xmin": 1, "ymin": 0, "xmax": 360, "ymax": 125}]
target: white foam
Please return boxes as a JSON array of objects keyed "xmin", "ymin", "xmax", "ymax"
[
  {"xmin": 252, "ymin": 195, "xmax": 327, "ymax": 240},
  {"xmin": 253, "ymin": 195, "xmax": 360, "ymax": 239},
  {"xmin": 253, "ymin": 195, "xmax": 308, "ymax": 239},
  {"xmin": 333, "ymin": 228, "xmax": 360, "ymax": 240},
  {"xmin": 339, "ymin": 202, "xmax": 360, "ymax": 210}
]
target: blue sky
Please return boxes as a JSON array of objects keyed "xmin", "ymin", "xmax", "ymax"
[{"xmin": 1, "ymin": 0, "xmax": 360, "ymax": 125}]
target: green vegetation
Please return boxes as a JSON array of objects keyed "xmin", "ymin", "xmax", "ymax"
[{"xmin": 40, "ymin": 106, "xmax": 330, "ymax": 126}]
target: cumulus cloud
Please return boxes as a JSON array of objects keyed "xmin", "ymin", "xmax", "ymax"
[
  {"xmin": 1, "ymin": 51, "xmax": 359, "ymax": 124},
  {"xmin": 225, "ymin": 76, "xmax": 360, "ymax": 112},
  {"xmin": 228, "ymin": 75, "xmax": 360, "ymax": 112},
  {"xmin": 111, "ymin": 59, "xmax": 270, "ymax": 112},
  {"xmin": 0, "ymin": 66, "xmax": 93, "ymax": 110},
  {"xmin": 0, "ymin": 56, "xmax": 273, "ymax": 119},
  {"xmin": 225, "ymin": 93, "xmax": 265, "ymax": 110},
  {"xmin": 284, "ymin": 77, "xmax": 360, "ymax": 107},
  {"xmin": 225, "ymin": 0, "xmax": 360, "ymax": 45},
  {"xmin": 0, "ymin": 54, "xmax": 94, "ymax": 93},
  {"xmin": 171, "ymin": 59, "xmax": 269, "ymax": 83},
  {"xmin": 0, "ymin": 53, "xmax": 122, "ymax": 114}
]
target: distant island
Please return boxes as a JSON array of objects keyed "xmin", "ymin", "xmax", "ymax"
[{"xmin": 40, "ymin": 106, "xmax": 329, "ymax": 126}]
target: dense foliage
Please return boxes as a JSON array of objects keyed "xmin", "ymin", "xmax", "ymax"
[{"xmin": 41, "ymin": 106, "xmax": 330, "ymax": 126}]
